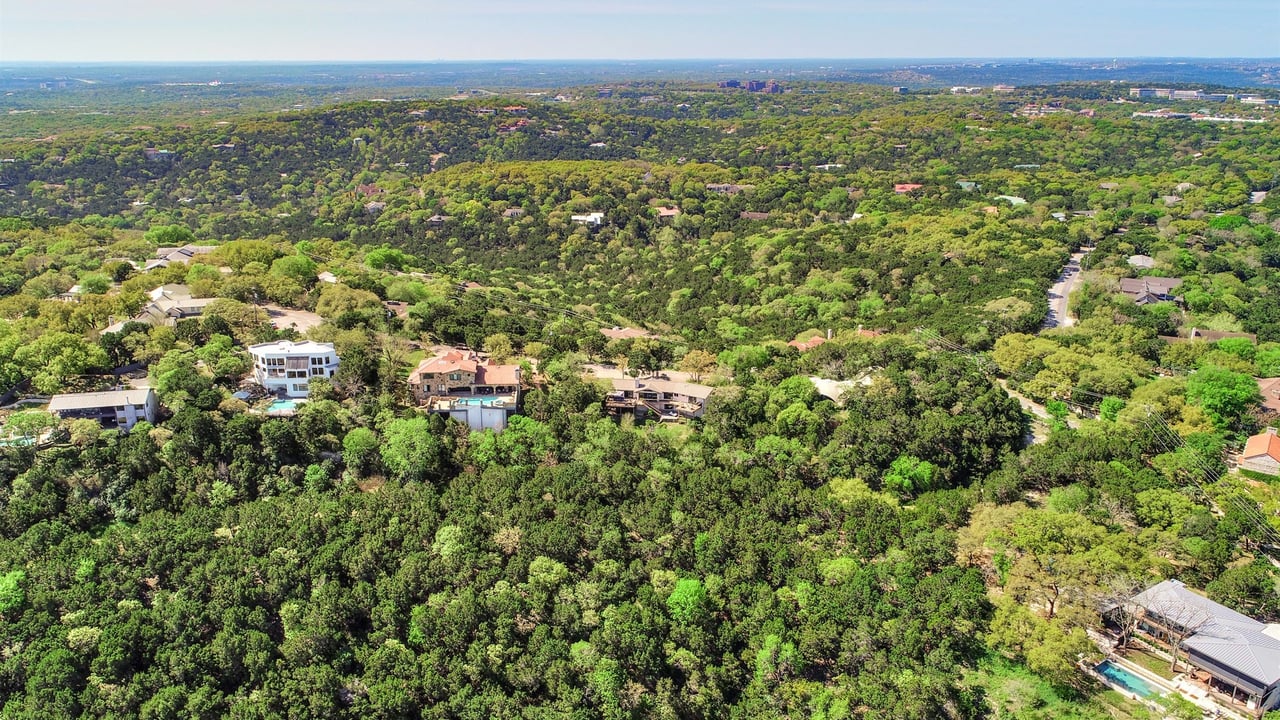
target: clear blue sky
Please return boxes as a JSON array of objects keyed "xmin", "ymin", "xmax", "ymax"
[{"xmin": 2, "ymin": 0, "xmax": 1277, "ymax": 62}]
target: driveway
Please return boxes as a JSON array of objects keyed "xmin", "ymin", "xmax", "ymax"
[
  {"xmin": 260, "ymin": 304, "xmax": 324, "ymax": 333},
  {"xmin": 1044, "ymin": 246, "xmax": 1093, "ymax": 329}
]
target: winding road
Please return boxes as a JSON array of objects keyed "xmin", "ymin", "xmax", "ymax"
[{"xmin": 1043, "ymin": 246, "xmax": 1094, "ymax": 330}]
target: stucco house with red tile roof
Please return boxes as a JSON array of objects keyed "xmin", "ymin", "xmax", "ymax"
[
  {"xmin": 407, "ymin": 349, "xmax": 522, "ymax": 431},
  {"xmin": 1241, "ymin": 428, "xmax": 1280, "ymax": 476}
]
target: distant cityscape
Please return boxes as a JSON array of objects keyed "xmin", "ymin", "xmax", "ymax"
[
  {"xmin": 1129, "ymin": 87, "xmax": 1279, "ymax": 104},
  {"xmin": 716, "ymin": 79, "xmax": 785, "ymax": 93}
]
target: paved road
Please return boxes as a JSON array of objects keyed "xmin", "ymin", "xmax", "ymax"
[
  {"xmin": 1043, "ymin": 246, "xmax": 1093, "ymax": 329},
  {"xmin": 998, "ymin": 379, "xmax": 1080, "ymax": 434}
]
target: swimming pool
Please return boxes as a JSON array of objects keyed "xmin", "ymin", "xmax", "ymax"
[
  {"xmin": 1096, "ymin": 660, "xmax": 1159, "ymax": 698},
  {"xmin": 266, "ymin": 399, "xmax": 300, "ymax": 413},
  {"xmin": 452, "ymin": 398, "xmax": 507, "ymax": 407}
]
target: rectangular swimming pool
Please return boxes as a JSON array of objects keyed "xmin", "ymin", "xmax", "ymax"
[{"xmin": 1096, "ymin": 660, "xmax": 1159, "ymax": 698}]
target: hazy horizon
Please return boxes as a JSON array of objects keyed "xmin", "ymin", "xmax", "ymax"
[
  {"xmin": 3, "ymin": 56, "xmax": 1279, "ymax": 67},
  {"xmin": 4, "ymin": 1, "xmax": 1278, "ymax": 63}
]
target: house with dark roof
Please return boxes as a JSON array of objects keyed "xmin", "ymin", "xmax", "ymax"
[
  {"xmin": 1241, "ymin": 428, "xmax": 1280, "ymax": 476},
  {"xmin": 1119, "ymin": 277, "xmax": 1183, "ymax": 305},
  {"xmin": 144, "ymin": 244, "xmax": 217, "ymax": 271},
  {"xmin": 705, "ymin": 183, "xmax": 754, "ymax": 195},
  {"xmin": 1126, "ymin": 579, "xmax": 1280, "ymax": 715}
]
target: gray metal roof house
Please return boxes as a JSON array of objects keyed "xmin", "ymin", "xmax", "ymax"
[
  {"xmin": 1131, "ymin": 579, "xmax": 1280, "ymax": 714},
  {"xmin": 48, "ymin": 388, "xmax": 159, "ymax": 430}
]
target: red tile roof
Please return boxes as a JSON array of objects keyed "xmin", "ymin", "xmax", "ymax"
[
  {"xmin": 409, "ymin": 349, "xmax": 521, "ymax": 387},
  {"xmin": 787, "ymin": 336, "xmax": 827, "ymax": 352},
  {"xmin": 477, "ymin": 363, "xmax": 521, "ymax": 386},
  {"xmin": 414, "ymin": 350, "xmax": 478, "ymax": 377},
  {"xmin": 894, "ymin": 183, "xmax": 924, "ymax": 193},
  {"xmin": 1244, "ymin": 429, "xmax": 1280, "ymax": 463}
]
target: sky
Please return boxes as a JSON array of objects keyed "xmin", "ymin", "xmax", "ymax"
[{"xmin": 1, "ymin": 0, "xmax": 1277, "ymax": 62}]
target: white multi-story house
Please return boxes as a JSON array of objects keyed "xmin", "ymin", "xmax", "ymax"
[
  {"xmin": 571, "ymin": 212, "xmax": 605, "ymax": 226},
  {"xmin": 248, "ymin": 340, "xmax": 339, "ymax": 398}
]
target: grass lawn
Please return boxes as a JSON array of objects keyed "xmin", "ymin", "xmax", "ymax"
[
  {"xmin": 396, "ymin": 349, "xmax": 427, "ymax": 377},
  {"xmin": 1119, "ymin": 646, "xmax": 1176, "ymax": 681}
]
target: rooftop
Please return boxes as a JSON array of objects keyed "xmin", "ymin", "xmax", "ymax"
[
  {"xmin": 788, "ymin": 336, "xmax": 827, "ymax": 352},
  {"xmin": 1243, "ymin": 428, "xmax": 1280, "ymax": 463},
  {"xmin": 49, "ymin": 388, "xmax": 153, "ymax": 412},
  {"xmin": 1259, "ymin": 378, "xmax": 1280, "ymax": 414},
  {"xmin": 1134, "ymin": 579, "xmax": 1280, "ymax": 689},
  {"xmin": 1119, "ymin": 276, "xmax": 1183, "ymax": 297},
  {"xmin": 409, "ymin": 349, "xmax": 521, "ymax": 387},
  {"xmin": 610, "ymin": 377, "xmax": 714, "ymax": 400},
  {"xmin": 248, "ymin": 340, "xmax": 336, "ymax": 356},
  {"xmin": 600, "ymin": 326, "xmax": 654, "ymax": 341}
]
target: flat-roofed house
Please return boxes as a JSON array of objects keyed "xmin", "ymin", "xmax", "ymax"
[
  {"xmin": 605, "ymin": 377, "xmax": 713, "ymax": 421},
  {"xmin": 407, "ymin": 349, "xmax": 522, "ymax": 431},
  {"xmin": 571, "ymin": 212, "xmax": 605, "ymax": 226},
  {"xmin": 1241, "ymin": 428, "xmax": 1280, "ymax": 476},
  {"xmin": 249, "ymin": 340, "xmax": 339, "ymax": 398},
  {"xmin": 48, "ymin": 388, "xmax": 159, "ymax": 430}
]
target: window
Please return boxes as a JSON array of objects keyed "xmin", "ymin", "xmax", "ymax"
[
  {"xmin": 311, "ymin": 368, "xmax": 323, "ymax": 376},
  {"xmin": 265, "ymin": 357, "xmax": 284, "ymax": 367},
  {"xmin": 312, "ymin": 356, "xmax": 325, "ymax": 365},
  {"xmin": 449, "ymin": 373, "xmax": 461, "ymax": 381},
  {"xmin": 292, "ymin": 383, "xmax": 307, "ymax": 392}
]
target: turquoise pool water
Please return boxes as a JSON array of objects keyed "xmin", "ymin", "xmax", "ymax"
[
  {"xmin": 453, "ymin": 398, "xmax": 506, "ymax": 407},
  {"xmin": 267, "ymin": 399, "xmax": 299, "ymax": 412},
  {"xmin": 1096, "ymin": 660, "xmax": 1159, "ymax": 698}
]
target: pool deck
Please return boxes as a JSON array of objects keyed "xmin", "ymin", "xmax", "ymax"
[
  {"xmin": 253, "ymin": 399, "xmax": 306, "ymax": 417},
  {"xmin": 1087, "ymin": 652, "xmax": 1252, "ymax": 720}
]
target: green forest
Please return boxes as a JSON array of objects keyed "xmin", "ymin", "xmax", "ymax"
[{"xmin": 0, "ymin": 81, "xmax": 1278, "ymax": 719}]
